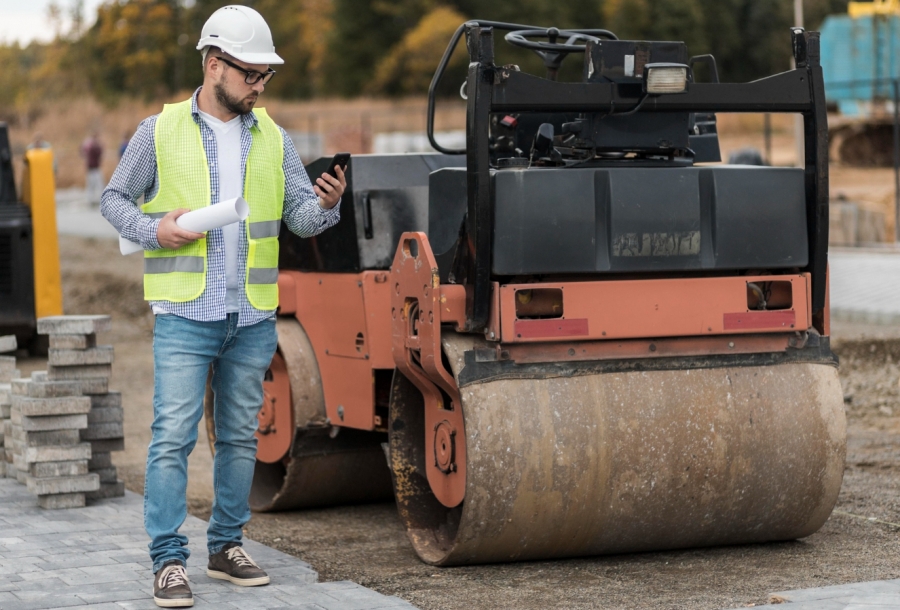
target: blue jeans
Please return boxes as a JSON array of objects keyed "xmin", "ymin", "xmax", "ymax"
[{"xmin": 145, "ymin": 313, "xmax": 277, "ymax": 573}]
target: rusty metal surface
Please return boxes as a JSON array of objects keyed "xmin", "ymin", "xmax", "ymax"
[
  {"xmin": 391, "ymin": 232, "xmax": 467, "ymax": 508},
  {"xmin": 497, "ymin": 274, "xmax": 812, "ymax": 343},
  {"xmin": 256, "ymin": 351, "xmax": 294, "ymax": 463},
  {"xmin": 390, "ymin": 331, "xmax": 846, "ymax": 566}
]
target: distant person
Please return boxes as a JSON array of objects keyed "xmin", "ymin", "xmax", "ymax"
[
  {"xmin": 81, "ymin": 131, "xmax": 104, "ymax": 205},
  {"xmin": 100, "ymin": 5, "xmax": 345, "ymax": 607},
  {"xmin": 119, "ymin": 130, "xmax": 131, "ymax": 159}
]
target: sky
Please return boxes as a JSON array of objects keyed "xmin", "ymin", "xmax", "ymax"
[{"xmin": 0, "ymin": 0, "xmax": 106, "ymax": 46}]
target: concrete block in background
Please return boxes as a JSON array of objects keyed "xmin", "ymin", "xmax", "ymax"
[
  {"xmin": 39, "ymin": 492, "xmax": 86, "ymax": 509},
  {"xmin": 49, "ymin": 346, "xmax": 114, "ymax": 366},
  {"xmin": 92, "ymin": 467, "xmax": 118, "ymax": 484},
  {"xmin": 24, "ymin": 442, "xmax": 92, "ymax": 464},
  {"xmin": 0, "ymin": 405, "xmax": 8, "ymax": 419},
  {"xmin": 47, "ymin": 364, "xmax": 112, "ymax": 381},
  {"xmin": 30, "ymin": 460, "xmax": 89, "ymax": 477},
  {"xmin": 0, "ymin": 335, "xmax": 17, "ymax": 353},
  {"xmin": 9, "ymin": 428, "xmax": 81, "ymax": 446},
  {"xmin": 88, "ymin": 451, "xmax": 111, "ymax": 470},
  {"xmin": 86, "ymin": 480, "xmax": 124, "ymax": 500},
  {"xmin": 11, "ymin": 395, "xmax": 91, "ymax": 416},
  {"xmin": 49, "ymin": 334, "xmax": 97, "ymax": 350},
  {"xmin": 26, "ymin": 473, "xmax": 99, "ymax": 495},
  {"xmin": 90, "ymin": 392, "xmax": 121, "ymax": 409},
  {"xmin": 13, "ymin": 376, "xmax": 83, "ymax": 398},
  {"xmin": 37, "ymin": 315, "xmax": 111, "ymax": 336},
  {"xmin": 0, "ymin": 460, "xmax": 5, "ymax": 477},
  {"xmin": 0, "ymin": 357, "xmax": 15, "ymax": 383},
  {"xmin": 17, "ymin": 413, "xmax": 88, "ymax": 432},
  {"xmin": 88, "ymin": 406, "xmax": 123, "ymax": 425},
  {"xmin": 73, "ymin": 378, "xmax": 109, "ymax": 395},
  {"xmin": 0, "ymin": 383, "xmax": 10, "ymax": 405},
  {"xmin": 80, "ymin": 422, "xmax": 124, "ymax": 441},
  {"xmin": 89, "ymin": 438, "xmax": 125, "ymax": 453},
  {"xmin": 15, "ymin": 468, "xmax": 26, "ymax": 484}
]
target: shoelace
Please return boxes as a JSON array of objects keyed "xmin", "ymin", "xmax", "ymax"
[
  {"xmin": 160, "ymin": 564, "xmax": 189, "ymax": 589},
  {"xmin": 225, "ymin": 546, "xmax": 259, "ymax": 568}
]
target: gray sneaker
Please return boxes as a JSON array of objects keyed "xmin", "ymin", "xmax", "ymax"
[
  {"xmin": 153, "ymin": 560, "xmax": 193, "ymax": 608},
  {"xmin": 207, "ymin": 543, "xmax": 270, "ymax": 586}
]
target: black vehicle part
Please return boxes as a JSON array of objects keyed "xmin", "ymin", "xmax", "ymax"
[
  {"xmin": 0, "ymin": 123, "xmax": 36, "ymax": 346},
  {"xmin": 279, "ymin": 154, "xmax": 465, "ymax": 273},
  {"xmin": 450, "ymin": 24, "xmax": 829, "ymax": 333}
]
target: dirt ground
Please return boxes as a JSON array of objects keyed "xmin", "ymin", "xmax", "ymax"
[{"xmin": 9, "ymin": 233, "xmax": 899, "ymax": 610}]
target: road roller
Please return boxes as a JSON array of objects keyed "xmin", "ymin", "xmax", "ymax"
[{"xmin": 206, "ymin": 21, "xmax": 845, "ymax": 566}]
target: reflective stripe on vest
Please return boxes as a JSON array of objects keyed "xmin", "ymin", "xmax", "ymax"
[{"xmin": 140, "ymin": 100, "xmax": 284, "ymax": 309}]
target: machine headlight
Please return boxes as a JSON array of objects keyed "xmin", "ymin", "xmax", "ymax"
[{"xmin": 643, "ymin": 63, "xmax": 691, "ymax": 95}]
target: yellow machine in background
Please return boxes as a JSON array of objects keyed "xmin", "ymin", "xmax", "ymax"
[
  {"xmin": 849, "ymin": 0, "xmax": 900, "ymax": 17},
  {"xmin": 22, "ymin": 148, "xmax": 63, "ymax": 321},
  {"xmin": 0, "ymin": 123, "xmax": 62, "ymax": 352}
]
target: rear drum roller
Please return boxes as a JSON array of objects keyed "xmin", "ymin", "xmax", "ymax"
[
  {"xmin": 389, "ymin": 332, "xmax": 846, "ymax": 566},
  {"xmin": 205, "ymin": 317, "xmax": 393, "ymax": 511}
]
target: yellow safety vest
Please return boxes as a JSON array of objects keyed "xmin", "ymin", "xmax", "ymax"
[{"xmin": 141, "ymin": 99, "xmax": 285, "ymax": 310}]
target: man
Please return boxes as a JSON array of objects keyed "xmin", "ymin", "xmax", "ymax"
[
  {"xmin": 81, "ymin": 131, "xmax": 104, "ymax": 205},
  {"xmin": 101, "ymin": 5, "xmax": 346, "ymax": 607}
]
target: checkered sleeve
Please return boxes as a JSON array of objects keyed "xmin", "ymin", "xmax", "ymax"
[
  {"xmin": 280, "ymin": 127, "xmax": 341, "ymax": 238},
  {"xmin": 100, "ymin": 117, "xmax": 162, "ymax": 250}
]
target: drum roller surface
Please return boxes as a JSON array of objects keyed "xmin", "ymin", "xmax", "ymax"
[{"xmin": 389, "ymin": 332, "xmax": 846, "ymax": 565}]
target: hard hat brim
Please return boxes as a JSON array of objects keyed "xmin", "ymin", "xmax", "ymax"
[{"xmin": 229, "ymin": 51, "xmax": 284, "ymax": 65}]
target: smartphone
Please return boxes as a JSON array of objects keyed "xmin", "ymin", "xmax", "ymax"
[{"xmin": 324, "ymin": 152, "xmax": 351, "ymax": 179}]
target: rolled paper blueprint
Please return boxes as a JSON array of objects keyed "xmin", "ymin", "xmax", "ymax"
[{"xmin": 119, "ymin": 197, "xmax": 250, "ymax": 255}]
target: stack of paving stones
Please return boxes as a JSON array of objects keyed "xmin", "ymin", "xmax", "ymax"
[
  {"xmin": 0, "ymin": 334, "xmax": 19, "ymax": 478},
  {"xmin": 39, "ymin": 314, "xmax": 126, "ymax": 501}
]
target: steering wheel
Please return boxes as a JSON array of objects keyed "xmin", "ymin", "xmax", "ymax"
[{"xmin": 505, "ymin": 28, "xmax": 606, "ymax": 79}]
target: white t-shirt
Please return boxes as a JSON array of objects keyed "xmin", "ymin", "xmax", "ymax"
[{"xmin": 199, "ymin": 109, "xmax": 242, "ymax": 313}]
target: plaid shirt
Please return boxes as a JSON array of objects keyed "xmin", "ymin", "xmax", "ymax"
[{"xmin": 101, "ymin": 88, "xmax": 340, "ymax": 327}]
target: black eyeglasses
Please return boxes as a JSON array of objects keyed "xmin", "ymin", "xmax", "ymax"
[{"xmin": 214, "ymin": 56, "xmax": 276, "ymax": 85}]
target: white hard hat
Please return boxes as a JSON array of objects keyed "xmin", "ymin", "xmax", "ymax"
[{"xmin": 196, "ymin": 5, "xmax": 284, "ymax": 65}]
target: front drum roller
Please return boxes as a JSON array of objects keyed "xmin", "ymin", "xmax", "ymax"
[
  {"xmin": 389, "ymin": 332, "xmax": 846, "ymax": 566},
  {"xmin": 205, "ymin": 317, "xmax": 393, "ymax": 511}
]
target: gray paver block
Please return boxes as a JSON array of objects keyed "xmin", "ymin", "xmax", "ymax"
[
  {"xmin": 80, "ymin": 422, "xmax": 124, "ymax": 441},
  {"xmin": 0, "ymin": 383, "xmax": 11, "ymax": 405},
  {"xmin": 30, "ymin": 460, "xmax": 89, "ymax": 478},
  {"xmin": 12, "ymin": 395, "xmax": 92, "ymax": 417},
  {"xmin": 9, "ymin": 428, "xmax": 82, "ymax": 447},
  {"xmin": 47, "ymin": 364, "xmax": 112, "ymax": 381},
  {"xmin": 27, "ymin": 473, "xmax": 99, "ymax": 495},
  {"xmin": 18, "ymin": 413, "xmax": 88, "ymax": 432},
  {"xmin": 49, "ymin": 346, "xmax": 115, "ymax": 366},
  {"xmin": 0, "ymin": 335, "xmax": 17, "ymax": 353},
  {"xmin": 0, "ymin": 358, "xmax": 16, "ymax": 383},
  {"xmin": 88, "ymin": 407, "xmax": 124, "ymax": 425},
  {"xmin": 38, "ymin": 493, "xmax": 86, "ymax": 509},
  {"xmin": 37, "ymin": 315, "xmax": 112, "ymax": 336},
  {"xmin": 87, "ymin": 452, "xmax": 111, "ymax": 470},
  {"xmin": 86, "ymin": 480, "xmax": 125, "ymax": 500},
  {"xmin": 48, "ymin": 334, "xmax": 97, "ymax": 350},
  {"xmin": 90, "ymin": 393, "xmax": 122, "ymax": 409},
  {"xmin": 91, "ymin": 467, "xmax": 118, "ymax": 484},
  {"xmin": 24, "ymin": 443, "xmax": 92, "ymax": 464},
  {"xmin": 90, "ymin": 438, "xmax": 125, "ymax": 453},
  {"xmin": 1, "ymin": 404, "xmax": 10, "ymax": 418},
  {"xmin": 13, "ymin": 377, "xmax": 84, "ymax": 399}
]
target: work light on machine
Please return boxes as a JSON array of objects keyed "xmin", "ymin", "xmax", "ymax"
[{"xmin": 643, "ymin": 63, "xmax": 691, "ymax": 94}]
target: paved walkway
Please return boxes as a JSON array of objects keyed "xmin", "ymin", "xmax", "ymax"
[
  {"xmin": 725, "ymin": 579, "xmax": 900, "ymax": 609},
  {"xmin": 0, "ymin": 478, "xmax": 416, "ymax": 610},
  {"xmin": 830, "ymin": 248, "xmax": 900, "ymax": 325}
]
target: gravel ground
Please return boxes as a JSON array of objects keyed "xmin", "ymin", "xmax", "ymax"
[{"xmin": 25, "ymin": 235, "xmax": 900, "ymax": 610}]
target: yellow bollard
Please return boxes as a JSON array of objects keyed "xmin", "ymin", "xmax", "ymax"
[{"xmin": 22, "ymin": 148, "xmax": 63, "ymax": 319}]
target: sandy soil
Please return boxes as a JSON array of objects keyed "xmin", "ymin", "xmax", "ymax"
[{"xmin": 11, "ymin": 233, "xmax": 899, "ymax": 610}]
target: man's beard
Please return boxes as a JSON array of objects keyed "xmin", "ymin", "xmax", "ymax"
[{"xmin": 214, "ymin": 79, "xmax": 258, "ymax": 115}]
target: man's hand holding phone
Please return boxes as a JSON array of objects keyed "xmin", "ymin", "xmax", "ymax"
[{"xmin": 315, "ymin": 152, "xmax": 349, "ymax": 209}]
